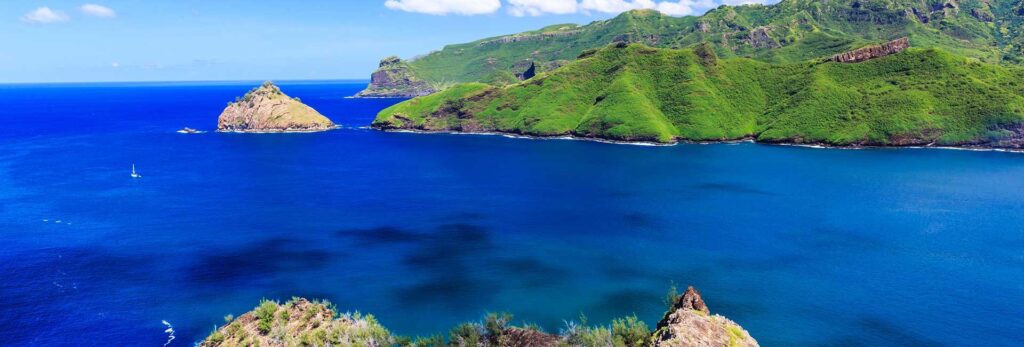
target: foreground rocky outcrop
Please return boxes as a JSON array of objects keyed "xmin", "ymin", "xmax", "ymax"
[
  {"xmin": 200, "ymin": 299, "xmax": 392, "ymax": 347},
  {"xmin": 201, "ymin": 286, "xmax": 757, "ymax": 347},
  {"xmin": 355, "ymin": 56, "xmax": 436, "ymax": 98},
  {"xmin": 217, "ymin": 81, "xmax": 336, "ymax": 133},
  {"xmin": 653, "ymin": 287, "xmax": 758, "ymax": 347}
]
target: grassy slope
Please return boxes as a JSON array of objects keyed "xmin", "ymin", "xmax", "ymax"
[
  {"xmin": 392, "ymin": 0, "xmax": 1022, "ymax": 89},
  {"xmin": 375, "ymin": 44, "xmax": 1024, "ymax": 146}
]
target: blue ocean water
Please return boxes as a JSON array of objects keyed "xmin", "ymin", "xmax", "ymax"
[{"xmin": 0, "ymin": 81, "xmax": 1022, "ymax": 346}]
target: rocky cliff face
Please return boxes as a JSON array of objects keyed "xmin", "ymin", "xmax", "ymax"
[
  {"xmin": 513, "ymin": 60, "xmax": 537, "ymax": 80},
  {"xmin": 745, "ymin": 26, "xmax": 779, "ymax": 49},
  {"xmin": 355, "ymin": 56, "xmax": 436, "ymax": 98},
  {"xmin": 217, "ymin": 82, "xmax": 336, "ymax": 133},
  {"xmin": 829, "ymin": 37, "xmax": 910, "ymax": 63},
  {"xmin": 201, "ymin": 286, "xmax": 758, "ymax": 347},
  {"xmin": 653, "ymin": 287, "xmax": 759, "ymax": 347}
]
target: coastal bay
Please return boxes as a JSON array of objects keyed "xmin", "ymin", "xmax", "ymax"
[{"xmin": 1, "ymin": 82, "xmax": 1022, "ymax": 345}]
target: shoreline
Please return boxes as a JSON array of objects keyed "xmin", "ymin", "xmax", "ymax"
[
  {"xmin": 375, "ymin": 127, "xmax": 1024, "ymax": 153},
  {"xmin": 380, "ymin": 128, "xmax": 676, "ymax": 146},
  {"xmin": 344, "ymin": 95, "xmax": 415, "ymax": 100},
  {"xmin": 215, "ymin": 125, "xmax": 339, "ymax": 134}
]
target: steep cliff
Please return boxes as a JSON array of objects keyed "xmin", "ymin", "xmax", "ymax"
[
  {"xmin": 201, "ymin": 287, "xmax": 758, "ymax": 347},
  {"xmin": 354, "ymin": 56, "xmax": 436, "ymax": 98},
  {"xmin": 374, "ymin": 43, "xmax": 1024, "ymax": 148},
  {"xmin": 217, "ymin": 82, "xmax": 336, "ymax": 133}
]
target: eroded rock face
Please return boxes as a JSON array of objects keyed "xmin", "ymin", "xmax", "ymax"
[
  {"xmin": 355, "ymin": 56, "xmax": 436, "ymax": 98},
  {"xmin": 746, "ymin": 26, "xmax": 779, "ymax": 49},
  {"xmin": 982, "ymin": 123, "xmax": 1024, "ymax": 148},
  {"xmin": 971, "ymin": 7, "xmax": 995, "ymax": 22},
  {"xmin": 653, "ymin": 287, "xmax": 759, "ymax": 347},
  {"xmin": 500, "ymin": 328, "xmax": 561, "ymax": 347},
  {"xmin": 514, "ymin": 60, "xmax": 537, "ymax": 80},
  {"xmin": 217, "ymin": 82, "xmax": 336, "ymax": 133},
  {"xmin": 829, "ymin": 37, "xmax": 910, "ymax": 63}
]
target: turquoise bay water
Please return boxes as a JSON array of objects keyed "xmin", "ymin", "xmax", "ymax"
[{"xmin": 1, "ymin": 82, "xmax": 1022, "ymax": 346}]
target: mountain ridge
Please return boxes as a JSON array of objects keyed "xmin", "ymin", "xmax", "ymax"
[
  {"xmin": 373, "ymin": 42, "xmax": 1024, "ymax": 149},
  {"xmin": 357, "ymin": 0, "xmax": 1024, "ymax": 98}
]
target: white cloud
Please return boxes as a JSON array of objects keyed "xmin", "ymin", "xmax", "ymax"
[
  {"xmin": 80, "ymin": 4, "xmax": 117, "ymax": 18},
  {"xmin": 383, "ymin": 0, "xmax": 774, "ymax": 17},
  {"xmin": 578, "ymin": 0, "xmax": 650, "ymax": 13},
  {"xmin": 720, "ymin": 0, "xmax": 769, "ymax": 5},
  {"xmin": 384, "ymin": 0, "xmax": 501, "ymax": 15},
  {"xmin": 21, "ymin": 7, "xmax": 70, "ymax": 24},
  {"xmin": 652, "ymin": 2, "xmax": 697, "ymax": 16},
  {"xmin": 578, "ymin": 0, "xmax": 722, "ymax": 16},
  {"xmin": 508, "ymin": 0, "xmax": 578, "ymax": 16}
]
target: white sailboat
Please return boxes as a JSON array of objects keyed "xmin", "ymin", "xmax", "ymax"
[{"xmin": 131, "ymin": 164, "xmax": 142, "ymax": 179}]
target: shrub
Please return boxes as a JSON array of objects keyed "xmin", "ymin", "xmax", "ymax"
[
  {"xmin": 254, "ymin": 299, "xmax": 279, "ymax": 334},
  {"xmin": 409, "ymin": 334, "xmax": 445, "ymax": 347},
  {"xmin": 207, "ymin": 330, "xmax": 225, "ymax": 345},
  {"xmin": 484, "ymin": 312, "xmax": 513, "ymax": 338},
  {"xmin": 449, "ymin": 322, "xmax": 482, "ymax": 347},
  {"xmin": 567, "ymin": 325, "xmax": 613, "ymax": 347},
  {"xmin": 663, "ymin": 283, "xmax": 679, "ymax": 310},
  {"xmin": 611, "ymin": 316, "xmax": 650, "ymax": 347}
]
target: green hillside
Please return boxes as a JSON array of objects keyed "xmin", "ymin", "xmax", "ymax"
[
  {"xmin": 373, "ymin": 43, "xmax": 1024, "ymax": 148},
  {"xmin": 360, "ymin": 0, "xmax": 1024, "ymax": 96}
]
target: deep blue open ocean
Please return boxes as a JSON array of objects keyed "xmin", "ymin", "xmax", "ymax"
[{"xmin": 1, "ymin": 81, "xmax": 1022, "ymax": 346}]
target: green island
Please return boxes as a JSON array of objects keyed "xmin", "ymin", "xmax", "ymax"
[
  {"xmin": 374, "ymin": 42, "xmax": 1024, "ymax": 147},
  {"xmin": 218, "ymin": 81, "xmax": 337, "ymax": 133},
  {"xmin": 367, "ymin": 0, "xmax": 1024, "ymax": 148},
  {"xmin": 200, "ymin": 287, "xmax": 756, "ymax": 347}
]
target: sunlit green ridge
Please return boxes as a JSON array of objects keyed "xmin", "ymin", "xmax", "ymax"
[
  {"xmin": 360, "ymin": 0, "xmax": 1024, "ymax": 97},
  {"xmin": 374, "ymin": 43, "xmax": 1024, "ymax": 147}
]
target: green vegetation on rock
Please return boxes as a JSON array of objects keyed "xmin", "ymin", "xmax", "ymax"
[
  {"xmin": 374, "ymin": 42, "xmax": 1024, "ymax": 148},
  {"xmin": 200, "ymin": 298, "xmax": 394, "ymax": 347},
  {"xmin": 359, "ymin": 0, "xmax": 1024, "ymax": 97},
  {"xmin": 217, "ymin": 81, "xmax": 337, "ymax": 133},
  {"xmin": 201, "ymin": 287, "xmax": 755, "ymax": 347}
]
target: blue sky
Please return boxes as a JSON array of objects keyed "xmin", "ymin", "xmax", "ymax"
[{"xmin": 1, "ymin": 1, "xmax": 775, "ymax": 83}]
